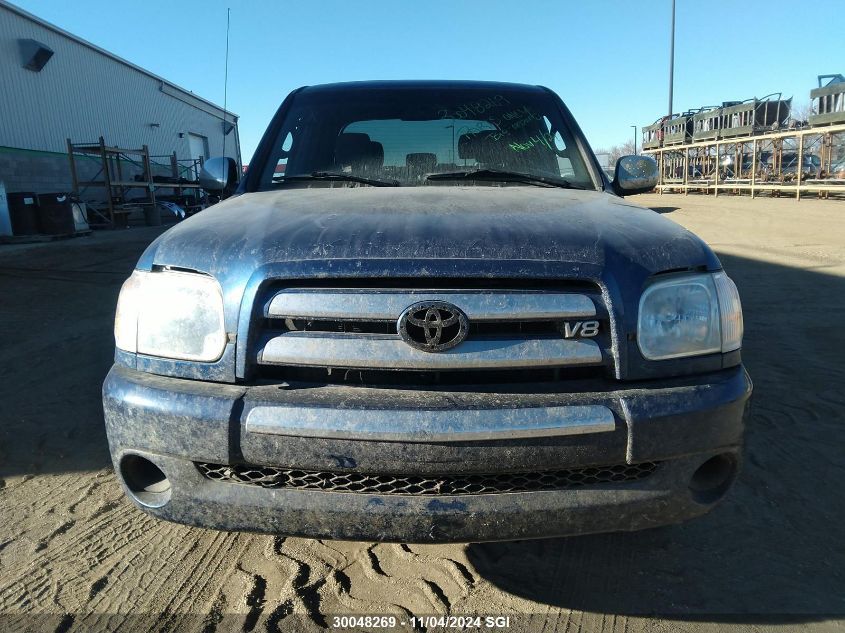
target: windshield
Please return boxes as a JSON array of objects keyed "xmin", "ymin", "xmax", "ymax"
[{"xmin": 255, "ymin": 85, "xmax": 597, "ymax": 190}]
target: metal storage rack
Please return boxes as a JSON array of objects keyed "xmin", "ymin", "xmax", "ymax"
[
  {"xmin": 810, "ymin": 75, "xmax": 845, "ymax": 126},
  {"xmin": 644, "ymin": 123, "xmax": 845, "ymax": 200},
  {"xmin": 149, "ymin": 152, "xmax": 206, "ymax": 214},
  {"xmin": 692, "ymin": 106, "xmax": 727, "ymax": 142},
  {"xmin": 642, "ymin": 117, "xmax": 665, "ymax": 151},
  {"xmin": 67, "ymin": 137, "xmax": 156, "ymax": 227},
  {"xmin": 67, "ymin": 137, "xmax": 204, "ymax": 227},
  {"xmin": 718, "ymin": 95, "xmax": 791, "ymax": 139}
]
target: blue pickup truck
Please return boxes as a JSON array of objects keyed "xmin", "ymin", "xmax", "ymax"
[{"xmin": 103, "ymin": 80, "xmax": 751, "ymax": 542}]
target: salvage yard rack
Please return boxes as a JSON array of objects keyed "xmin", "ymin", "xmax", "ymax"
[
  {"xmin": 640, "ymin": 75, "xmax": 845, "ymax": 201},
  {"xmin": 809, "ymin": 74, "xmax": 845, "ymax": 127},
  {"xmin": 67, "ymin": 137, "xmax": 204, "ymax": 227},
  {"xmin": 644, "ymin": 123, "xmax": 845, "ymax": 200}
]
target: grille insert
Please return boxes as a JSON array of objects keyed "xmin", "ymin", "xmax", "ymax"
[
  {"xmin": 275, "ymin": 318, "xmax": 565, "ymax": 337},
  {"xmin": 195, "ymin": 462, "xmax": 658, "ymax": 495},
  {"xmin": 256, "ymin": 364, "xmax": 607, "ymax": 386}
]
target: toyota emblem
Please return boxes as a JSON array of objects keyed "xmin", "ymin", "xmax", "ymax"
[{"xmin": 397, "ymin": 301, "xmax": 469, "ymax": 352}]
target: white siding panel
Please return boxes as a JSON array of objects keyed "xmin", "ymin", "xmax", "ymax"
[{"xmin": 0, "ymin": 4, "xmax": 239, "ymax": 164}]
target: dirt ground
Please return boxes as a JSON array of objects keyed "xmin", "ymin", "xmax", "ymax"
[{"xmin": 1, "ymin": 193, "xmax": 844, "ymax": 633}]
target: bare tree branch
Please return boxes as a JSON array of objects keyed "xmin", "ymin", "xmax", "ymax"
[{"xmin": 596, "ymin": 141, "xmax": 637, "ymax": 168}]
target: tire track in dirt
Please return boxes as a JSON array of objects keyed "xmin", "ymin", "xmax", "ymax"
[
  {"xmin": 199, "ymin": 592, "xmax": 226, "ymax": 633},
  {"xmin": 391, "ymin": 544, "xmax": 476, "ymax": 593},
  {"xmin": 260, "ymin": 536, "xmax": 329, "ymax": 628},
  {"xmin": 54, "ymin": 613, "xmax": 75, "ymax": 633},
  {"xmin": 0, "ymin": 497, "xmax": 149, "ymax": 598},
  {"xmin": 0, "ymin": 511, "xmax": 150, "ymax": 612},
  {"xmin": 66, "ymin": 481, "xmax": 104, "ymax": 515},
  {"xmin": 264, "ymin": 597, "xmax": 295, "ymax": 632},
  {"xmin": 34, "ymin": 520, "xmax": 76, "ymax": 552},
  {"xmin": 75, "ymin": 529, "xmax": 245, "ymax": 633},
  {"xmin": 191, "ymin": 536, "xmax": 330, "ymax": 632},
  {"xmin": 88, "ymin": 575, "xmax": 109, "ymax": 601},
  {"xmin": 87, "ymin": 529, "xmax": 241, "ymax": 619},
  {"xmin": 1, "ymin": 486, "xmax": 247, "ymax": 623},
  {"xmin": 243, "ymin": 574, "xmax": 267, "ymax": 632},
  {"xmin": 162, "ymin": 532, "xmax": 248, "ymax": 617},
  {"xmin": 319, "ymin": 541, "xmax": 474, "ymax": 617}
]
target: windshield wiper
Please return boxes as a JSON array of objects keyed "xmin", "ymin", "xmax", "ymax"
[
  {"xmin": 426, "ymin": 168, "xmax": 582, "ymax": 189},
  {"xmin": 274, "ymin": 171, "xmax": 399, "ymax": 187}
]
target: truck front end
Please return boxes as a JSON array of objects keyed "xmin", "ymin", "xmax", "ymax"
[{"xmin": 103, "ymin": 81, "xmax": 751, "ymax": 542}]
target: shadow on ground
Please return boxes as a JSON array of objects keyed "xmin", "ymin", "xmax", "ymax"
[
  {"xmin": 646, "ymin": 205, "xmax": 680, "ymax": 214},
  {"xmin": 468, "ymin": 252, "xmax": 845, "ymax": 620},
  {"xmin": 0, "ymin": 228, "xmax": 166, "ymax": 479}
]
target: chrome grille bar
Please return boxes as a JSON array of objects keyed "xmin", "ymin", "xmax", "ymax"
[
  {"xmin": 245, "ymin": 403, "xmax": 615, "ymax": 442},
  {"xmin": 267, "ymin": 290, "xmax": 595, "ymax": 321},
  {"xmin": 258, "ymin": 333, "xmax": 602, "ymax": 370}
]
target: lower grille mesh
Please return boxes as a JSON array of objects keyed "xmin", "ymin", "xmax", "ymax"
[{"xmin": 195, "ymin": 461, "xmax": 658, "ymax": 495}]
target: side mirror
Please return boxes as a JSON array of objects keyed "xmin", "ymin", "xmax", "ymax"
[
  {"xmin": 612, "ymin": 155, "xmax": 658, "ymax": 196},
  {"xmin": 199, "ymin": 157, "xmax": 239, "ymax": 197}
]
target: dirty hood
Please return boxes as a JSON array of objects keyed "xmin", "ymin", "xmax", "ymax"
[{"xmin": 139, "ymin": 187, "xmax": 719, "ymax": 289}]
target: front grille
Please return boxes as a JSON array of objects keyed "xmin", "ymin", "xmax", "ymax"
[
  {"xmin": 252, "ymin": 283, "xmax": 613, "ymax": 384},
  {"xmin": 196, "ymin": 462, "xmax": 658, "ymax": 495}
]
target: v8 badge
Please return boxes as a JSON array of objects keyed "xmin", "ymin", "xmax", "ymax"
[{"xmin": 561, "ymin": 320, "xmax": 600, "ymax": 338}]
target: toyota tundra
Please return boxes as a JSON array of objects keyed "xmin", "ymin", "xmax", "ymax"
[{"xmin": 103, "ymin": 81, "xmax": 752, "ymax": 542}]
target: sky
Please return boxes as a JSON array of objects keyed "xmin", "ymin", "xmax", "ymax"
[{"xmin": 13, "ymin": 0, "xmax": 844, "ymax": 163}]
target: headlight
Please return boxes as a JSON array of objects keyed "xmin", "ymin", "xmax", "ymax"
[
  {"xmin": 637, "ymin": 272, "xmax": 743, "ymax": 360},
  {"xmin": 114, "ymin": 269, "xmax": 227, "ymax": 362},
  {"xmin": 712, "ymin": 271, "xmax": 743, "ymax": 352}
]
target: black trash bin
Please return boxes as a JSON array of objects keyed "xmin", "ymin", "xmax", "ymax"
[
  {"xmin": 7, "ymin": 192, "xmax": 40, "ymax": 235},
  {"xmin": 143, "ymin": 204, "xmax": 162, "ymax": 226},
  {"xmin": 37, "ymin": 193, "xmax": 76, "ymax": 235}
]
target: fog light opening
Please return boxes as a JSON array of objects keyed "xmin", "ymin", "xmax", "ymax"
[
  {"xmin": 689, "ymin": 453, "xmax": 736, "ymax": 504},
  {"xmin": 120, "ymin": 454, "xmax": 172, "ymax": 508}
]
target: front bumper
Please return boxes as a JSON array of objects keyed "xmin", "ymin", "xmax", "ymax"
[{"xmin": 103, "ymin": 365, "xmax": 752, "ymax": 542}]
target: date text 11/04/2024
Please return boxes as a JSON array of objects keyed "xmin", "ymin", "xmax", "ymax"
[{"xmin": 331, "ymin": 615, "xmax": 512, "ymax": 629}]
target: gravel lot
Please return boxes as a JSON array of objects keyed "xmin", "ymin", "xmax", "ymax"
[{"xmin": 1, "ymin": 193, "xmax": 844, "ymax": 632}]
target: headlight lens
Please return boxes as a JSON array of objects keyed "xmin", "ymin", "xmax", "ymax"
[
  {"xmin": 712, "ymin": 271, "xmax": 743, "ymax": 352},
  {"xmin": 114, "ymin": 269, "xmax": 227, "ymax": 362},
  {"xmin": 637, "ymin": 272, "xmax": 743, "ymax": 360}
]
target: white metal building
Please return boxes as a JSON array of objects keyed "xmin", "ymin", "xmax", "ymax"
[{"xmin": 0, "ymin": 0, "xmax": 239, "ymax": 195}]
